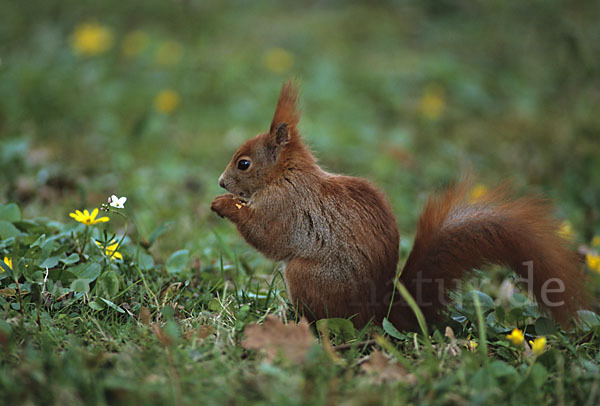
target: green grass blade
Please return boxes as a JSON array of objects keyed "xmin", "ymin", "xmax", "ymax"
[
  {"xmin": 472, "ymin": 290, "xmax": 488, "ymax": 364},
  {"xmin": 395, "ymin": 282, "xmax": 431, "ymax": 347}
]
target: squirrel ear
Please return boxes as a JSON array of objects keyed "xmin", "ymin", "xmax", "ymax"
[
  {"xmin": 269, "ymin": 80, "xmax": 300, "ymax": 139},
  {"xmin": 274, "ymin": 122, "xmax": 289, "ymax": 146}
]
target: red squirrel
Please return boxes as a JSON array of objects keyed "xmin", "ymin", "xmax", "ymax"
[{"xmin": 211, "ymin": 81, "xmax": 589, "ymax": 329}]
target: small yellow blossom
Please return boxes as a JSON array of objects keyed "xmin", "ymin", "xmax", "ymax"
[
  {"xmin": 586, "ymin": 254, "xmax": 600, "ymax": 273},
  {"xmin": 418, "ymin": 84, "xmax": 446, "ymax": 120},
  {"xmin": 263, "ymin": 48, "xmax": 294, "ymax": 74},
  {"xmin": 71, "ymin": 22, "xmax": 114, "ymax": 56},
  {"xmin": 69, "ymin": 208, "xmax": 110, "ymax": 226},
  {"xmin": 529, "ymin": 337, "xmax": 547, "ymax": 356},
  {"xmin": 592, "ymin": 236, "xmax": 600, "ymax": 248},
  {"xmin": 122, "ymin": 30, "xmax": 148, "ymax": 57},
  {"xmin": 1, "ymin": 257, "xmax": 12, "ymax": 273},
  {"xmin": 95, "ymin": 240, "xmax": 123, "ymax": 260},
  {"xmin": 155, "ymin": 41, "xmax": 183, "ymax": 65},
  {"xmin": 557, "ymin": 221, "xmax": 574, "ymax": 241},
  {"xmin": 506, "ymin": 328, "xmax": 524, "ymax": 346},
  {"xmin": 469, "ymin": 184, "xmax": 488, "ymax": 202},
  {"xmin": 154, "ymin": 89, "xmax": 180, "ymax": 114}
]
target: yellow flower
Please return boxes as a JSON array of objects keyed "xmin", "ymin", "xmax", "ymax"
[
  {"xmin": 529, "ymin": 337, "xmax": 547, "ymax": 356},
  {"xmin": 71, "ymin": 22, "xmax": 113, "ymax": 56},
  {"xmin": 122, "ymin": 30, "xmax": 148, "ymax": 57},
  {"xmin": 69, "ymin": 208, "xmax": 110, "ymax": 226},
  {"xmin": 155, "ymin": 41, "xmax": 183, "ymax": 65},
  {"xmin": 95, "ymin": 240, "xmax": 123, "ymax": 260},
  {"xmin": 469, "ymin": 184, "xmax": 488, "ymax": 202},
  {"xmin": 418, "ymin": 84, "xmax": 446, "ymax": 120},
  {"xmin": 557, "ymin": 221, "xmax": 574, "ymax": 241},
  {"xmin": 586, "ymin": 254, "xmax": 600, "ymax": 273},
  {"xmin": 263, "ymin": 48, "xmax": 294, "ymax": 74},
  {"xmin": 506, "ymin": 328, "xmax": 524, "ymax": 346},
  {"xmin": 154, "ymin": 89, "xmax": 180, "ymax": 114},
  {"xmin": 592, "ymin": 236, "xmax": 600, "ymax": 248},
  {"xmin": 1, "ymin": 257, "xmax": 12, "ymax": 273}
]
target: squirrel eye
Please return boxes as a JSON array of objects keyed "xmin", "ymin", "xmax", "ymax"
[{"xmin": 237, "ymin": 159, "xmax": 251, "ymax": 171}]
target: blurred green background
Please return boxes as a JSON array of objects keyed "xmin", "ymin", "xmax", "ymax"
[{"xmin": 1, "ymin": 0, "xmax": 599, "ymax": 259}]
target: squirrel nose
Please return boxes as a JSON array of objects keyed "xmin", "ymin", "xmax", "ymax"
[{"xmin": 218, "ymin": 175, "xmax": 226, "ymax": 189}]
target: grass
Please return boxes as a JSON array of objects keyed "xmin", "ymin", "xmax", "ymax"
[{"xmin": 1, "ymin": 0, "xmax": 600, "ymax": 404}]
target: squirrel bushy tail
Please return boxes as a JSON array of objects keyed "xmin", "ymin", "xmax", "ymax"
[{"xmin": 396, "ymin": 182, "xmax": 589, "ymax": 328}]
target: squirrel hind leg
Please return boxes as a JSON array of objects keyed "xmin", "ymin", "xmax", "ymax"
[{"xmin": 284, "ymin": 258, "xmax": 379, "ymax": 327}]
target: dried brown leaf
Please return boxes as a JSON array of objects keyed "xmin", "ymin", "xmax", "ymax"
[
  {"xmin": 184, "ymin": 325, "xmax": 214, "ymax": 341},
  {"xmin": 360, "ymin": 350, "xmax": 417, "ymax": 385},
  {"xmin": 241, "ymin": 315, "xmax": 316, "ymax": 364},
  {"xmin": 444, "ymin": 326, "xmax": 461, "ymax": 356},
  {"xmin": 151, "ymin": 323, "xmax": 172, "ymax": 347},
  {"xmin": 139, "ymin": 307, "xmax": 151, "ymax": 325}
]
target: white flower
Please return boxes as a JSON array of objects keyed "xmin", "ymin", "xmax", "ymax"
[{"xmin": 108, "ymin": 195, "xmax": 127, "ymax": 209}]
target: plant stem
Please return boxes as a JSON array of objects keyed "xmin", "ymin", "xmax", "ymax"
[
  {"xmin": 80, "ymin": 226, "xmax": 90, "ymax": 259},
  {"xmin": 110, "ymin": 208, "xmax": 160, "ymax": 310},
  {"xmin": 15, "ymin": 277, "xmax": 23, "ymax": 318}
]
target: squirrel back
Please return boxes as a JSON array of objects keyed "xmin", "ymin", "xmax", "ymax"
[{"xmin": 211, "ymin": 81, "xmax": 589, "ymax": 329}]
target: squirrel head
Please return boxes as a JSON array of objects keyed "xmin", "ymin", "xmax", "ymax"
[{"xmin": 218, "ymin": 80, "xmax": 313, "ymax": 199}]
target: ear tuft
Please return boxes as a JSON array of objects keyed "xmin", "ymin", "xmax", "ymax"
[{"xmin": 269, "ymin": 79, "xmax": 301, "ymax": 137}]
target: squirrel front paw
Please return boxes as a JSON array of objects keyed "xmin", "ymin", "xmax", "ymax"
[
  {"xmin": 211, "ymin": 194, "xmax": 246, "ymax": 220},
  {"xmin": 211, "ymin": 194, "xmax": 235, "ymax": 218}
]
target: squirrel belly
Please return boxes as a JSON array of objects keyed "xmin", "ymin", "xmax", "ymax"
[
  {"xmin": 211, "ymin": 80, "xmax": 590, "ymax": 329},
  {"xmin": 268, "ymin": 171, "xmax": 400, "ymax": 327}
]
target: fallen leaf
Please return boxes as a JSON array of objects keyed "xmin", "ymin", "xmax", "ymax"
[
  {"xmin": 197, "ymin": 325, "xmax": 214, "ymax": 339},
  {"xmin": 444, "ymin": 326, "xmax": 461, "ymax": 356},
  {"xmin": 360, "ymin": 350, "xmax": 417, "ymax": 385},
  {"xmin": 151, "ymin": 324, "xmax": 172, "ymax": 347},
  {"xmin": 241, "ymin": 315, "xmax": 315, "ymax": 364},
  {"xmin": 184, "ymin": 325, "xmax": 214, "ymax": 341},
  {"xmin": 140, "ymin": 307, "xmax": 151, "ymax": 325}
]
